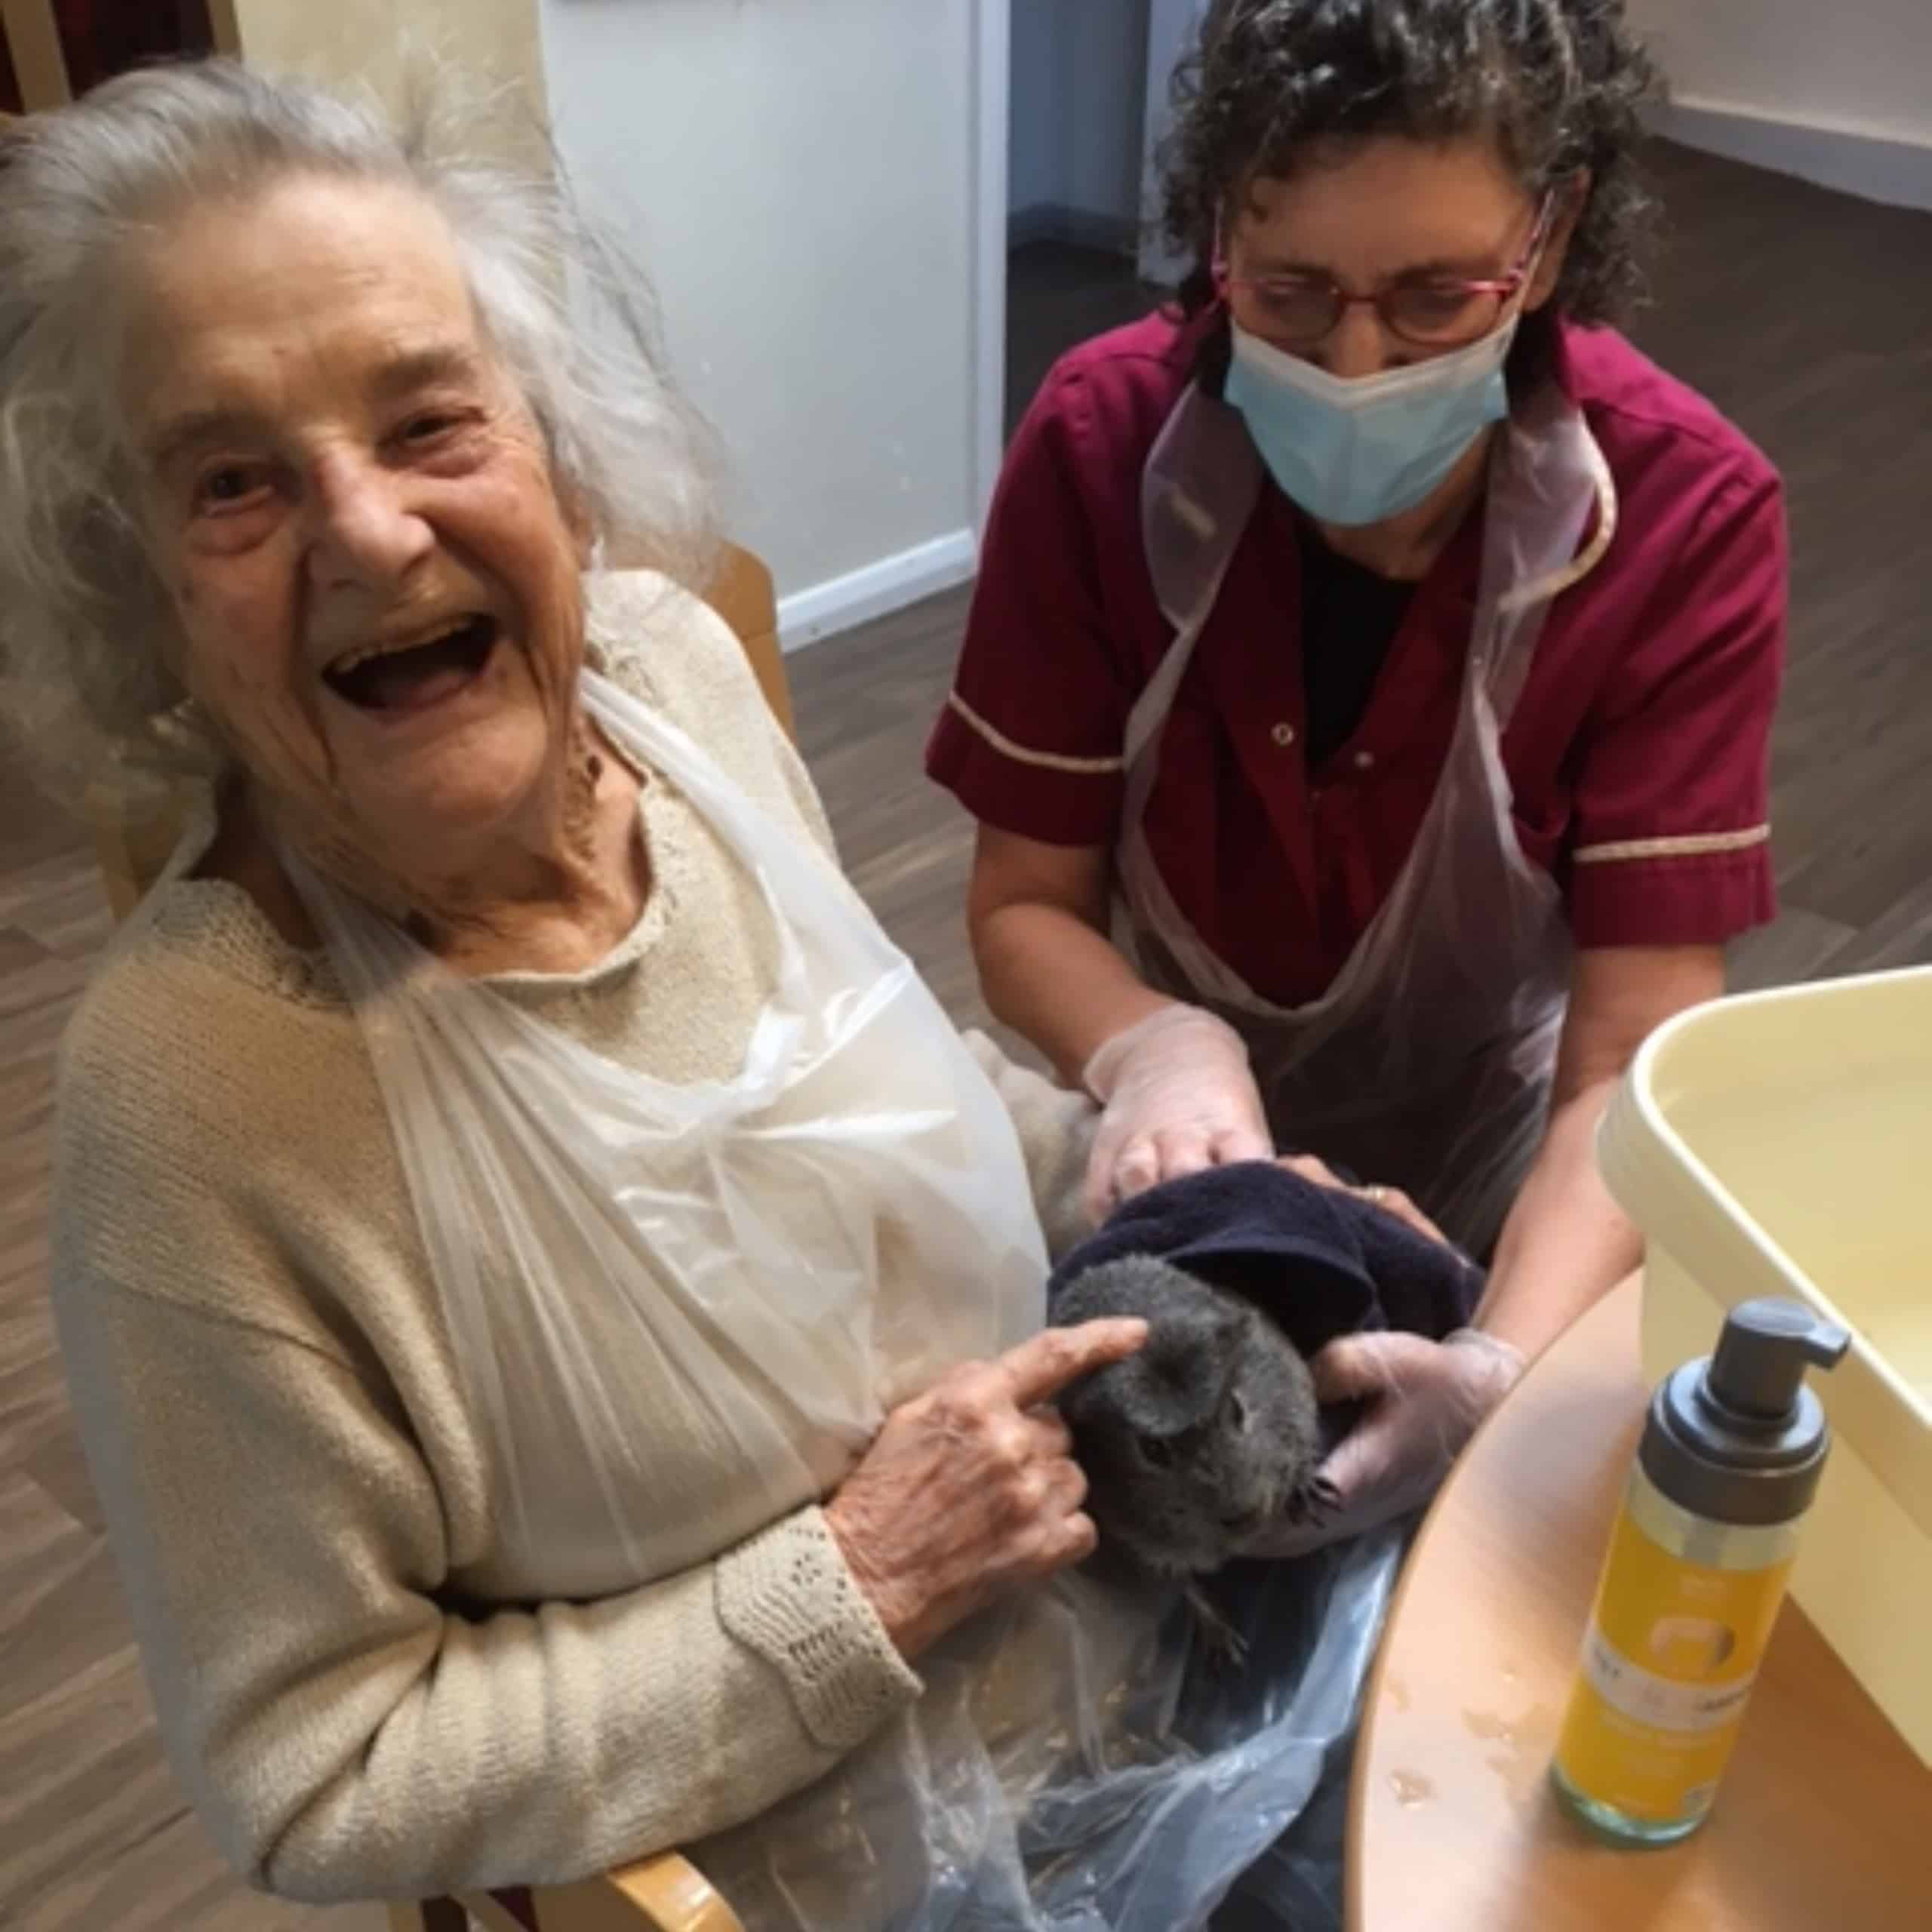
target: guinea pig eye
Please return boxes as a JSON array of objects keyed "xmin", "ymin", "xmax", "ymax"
[
  {"xmin": 1139, "ymin": 1435, "xmax": 1176, "ymax": 1471},
  {"xmin": 1227, "ymin": 1391, "xmax": 1251, "ymax": 1434}
]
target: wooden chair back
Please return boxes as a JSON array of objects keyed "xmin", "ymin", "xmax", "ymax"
[{"xmin": 389, "ymin": 1851, "xmax": 743, "ymax": 1932}]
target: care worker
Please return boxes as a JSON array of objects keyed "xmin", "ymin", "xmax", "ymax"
[{"xmin": 928, "ymin": 0, "xmax": 1786, "ymax": 1542}]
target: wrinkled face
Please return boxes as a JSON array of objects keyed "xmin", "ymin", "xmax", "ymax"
[
  {"xmin": 1223, "ymin": 135, "xmax": 1571, "ymax": 379},
  {"xmin": 123, "ymin": 174, "xmax": 589, "ymax": 869}
]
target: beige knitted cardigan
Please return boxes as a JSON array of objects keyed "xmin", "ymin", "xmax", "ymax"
[{"xmin": 51, "ymin": 574, "xmax": 1096, "ymax": 1904}]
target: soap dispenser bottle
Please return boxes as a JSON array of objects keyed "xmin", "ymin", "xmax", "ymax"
[{"xmin": 1551, "ymin": 1295, "xmax": 1849, "ymax": 1844}]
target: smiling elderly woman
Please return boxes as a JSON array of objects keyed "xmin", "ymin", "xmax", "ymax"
[{"xmin": 0, "ymin": 61, "xmax": 1186, "ymax": 1914}]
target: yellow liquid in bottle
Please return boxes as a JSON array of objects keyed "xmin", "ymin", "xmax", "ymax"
[{"xmin": 1552, "ymin": 1471, "xmax": 1801, "ymax": 1844}]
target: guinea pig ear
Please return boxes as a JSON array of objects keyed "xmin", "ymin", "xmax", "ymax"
[
  {"xmin": 1195, "ymin": 1304, "xmax": 1250, "ymax": 1404},
  {"xmin": 1207, "ymin": 1301, "xmax": 1251, "ymax": 1366}
]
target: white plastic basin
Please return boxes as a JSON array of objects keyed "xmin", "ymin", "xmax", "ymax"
[{"xmin": 1598, "ymin": 965, "xmax": 1932, "ymax": 1767}]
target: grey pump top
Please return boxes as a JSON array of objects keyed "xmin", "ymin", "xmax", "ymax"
[{"xmin": 1638, "ymin": 1297, "xmax": 1851, "ymax": 1528}]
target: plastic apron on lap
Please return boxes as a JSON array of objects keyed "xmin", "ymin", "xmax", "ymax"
[
  {"xmin": 288, "ymin": 655, "xmax": 1401, "ymax": 1932},
  {"xmin": 1122, "ymin": 379, "xmax": 1619, "ymax": 1256}
]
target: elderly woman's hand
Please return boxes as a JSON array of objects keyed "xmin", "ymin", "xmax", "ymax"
[{"xmin": 824, "ymin": 1319, "xmax": 1148, "ymax": 1660}]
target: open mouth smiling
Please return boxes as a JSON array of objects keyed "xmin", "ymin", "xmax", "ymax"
[{"xmin": 321, "ymin": 613, "xmax": 500, "ymax": 714}]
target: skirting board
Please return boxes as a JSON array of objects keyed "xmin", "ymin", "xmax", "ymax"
[
  {"xmin": 1008, "ymin": 202, "xmax": 1140, "ymax": 257},
  {"xmin": 1658, "ymin": 97, "xmax": 1932, "ymax": 215},
  {"xmin": 777, "ymin": 529, "xmax": 980, "ymax": 653}
]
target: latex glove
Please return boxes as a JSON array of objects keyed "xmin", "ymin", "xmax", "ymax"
[
  {"xmin": 1079, "ymin": 1004, "xmax": 1272, "ymax": 1224},
  {"xmin": 1238, "ymin": 1328, "xmax": 1526, "ymax": 1558}
]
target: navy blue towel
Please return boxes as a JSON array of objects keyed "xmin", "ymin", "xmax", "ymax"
[{"xmin": 1046, "ymin": 1161, "xmax": 1484, "ymax": 1364}]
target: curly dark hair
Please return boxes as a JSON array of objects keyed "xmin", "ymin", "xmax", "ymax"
[{"xmin": 1160, "ymin": 0, "xmax": 1661, "ymax": 331}]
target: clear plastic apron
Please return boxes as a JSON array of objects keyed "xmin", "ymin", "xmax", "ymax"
[
  {"xmin": 285, "ymin": 655, "xmax": 1401, "ymax": 1931},
  {"xmin": 289, "ymin": 665, "xmax": 1050, "ymax": 1593},
  {"xmin": 1121, "ymin": 379, "xmax": 1618, "ymax": 1255}
]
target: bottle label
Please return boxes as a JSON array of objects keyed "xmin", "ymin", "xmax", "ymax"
[
  {"xmin": 1577, "ymin": 1623, "xmax": 1759, "ymax": 1732},
  {"xmin": 1555, "ymin": 1506, "xmax": 1795, "ymax": 1823}
]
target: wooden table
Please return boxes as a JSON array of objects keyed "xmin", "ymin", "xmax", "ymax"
[{"xmin": 1349, "ymin": 1276, "xmax": 1932, "ymax": 1930}]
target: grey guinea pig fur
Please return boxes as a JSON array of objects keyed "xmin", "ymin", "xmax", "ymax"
[{"xmin": 1054, "ymin": 1251, "xmax": 1336, "ymax": 1577}]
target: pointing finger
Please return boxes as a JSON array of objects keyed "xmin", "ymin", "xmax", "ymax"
[{"xmin": 999, "ymin": 1319, "xmax": 1149, "ymax": 1410}]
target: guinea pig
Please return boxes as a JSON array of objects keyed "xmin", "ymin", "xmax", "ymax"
[{"xmin": 1053, "ymin": 1251, "xmax": 1336, "ymax": 1578}]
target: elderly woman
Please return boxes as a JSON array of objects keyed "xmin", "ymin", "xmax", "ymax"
[
  {"xmin": 4, "ymin": 61, "xmax": 1397, "ymax": 1932},
  {"xmin": 0, "ymin": 59, "xmax": 1177, "ymax": 1912}
]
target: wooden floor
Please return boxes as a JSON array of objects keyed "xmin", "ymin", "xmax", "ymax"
[{"xmin": 2, "ymin": 139, "xmax": 1929, "ymax": 1928}]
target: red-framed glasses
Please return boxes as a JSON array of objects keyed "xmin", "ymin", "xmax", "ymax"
[{"xmin": 1215, "ymin": 191, "xmax": 1557, "ymax": 350}]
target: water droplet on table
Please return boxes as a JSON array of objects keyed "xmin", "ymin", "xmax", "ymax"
[{"xmin": 1463, "ymin": 1709, "xmax": 1518, "ymax": 1747}]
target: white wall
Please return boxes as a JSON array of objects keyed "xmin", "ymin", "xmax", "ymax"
[
  {"xmin": 1631, "ymin": 0, "xmax": 1932, "ymax": 209},
  {"xmin": 1008, "ymin": 0, "xmax": 1151, "ymax": 226},
  {"xmin": 1632, "ymin": 0, "xmax": 1932, "ymax": 145},
  {"xmin": 540, "ymin": 0, "xmax": 985, "ymax": 638}
]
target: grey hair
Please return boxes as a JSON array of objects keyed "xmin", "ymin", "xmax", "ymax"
[{"xmin": 0, "ymin": 59, "xmax": 721, "ymax": 811}]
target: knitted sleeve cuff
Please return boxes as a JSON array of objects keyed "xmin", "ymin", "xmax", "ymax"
[{"xmin": 714, "ymin": 1506, "xmax": 924, "ymax": 1753}]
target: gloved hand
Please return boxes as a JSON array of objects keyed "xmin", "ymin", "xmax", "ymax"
[
  {"xmin": 1238, "ymin": 1327, "xmax": 1526, "ymax": 1558},
  {"xmin": 1080, "ymin": 1004, "xmax": 1272, "ymax": 1225}
]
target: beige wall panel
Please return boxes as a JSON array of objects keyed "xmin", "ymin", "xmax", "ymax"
[{"xmin": 230, "ymin": 0, "xmax": 549, "ymax": 172}]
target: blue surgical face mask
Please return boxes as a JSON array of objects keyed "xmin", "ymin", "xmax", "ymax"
[{"xmin": 1222, "ymin": 315, "xmax": 1518, "ymax": 528}]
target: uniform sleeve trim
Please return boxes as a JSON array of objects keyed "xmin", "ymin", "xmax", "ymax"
[
  {"xmin": 946, "ymin": 691, "xmax": 1125, "ymax": 776},
  {"xmin": 1573, "ymin": 824, "xmax": 1770, "ymax": 866}
]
